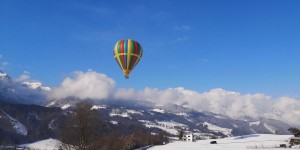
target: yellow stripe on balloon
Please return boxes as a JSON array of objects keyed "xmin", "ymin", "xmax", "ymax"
[
  {"xmin": 127, "ymin": 39, "xmax": 133, "ymax": 70},
  {"xmin": 114, "ymin": 42, "xmax": 124, "ymax": 70},
  {"xmin": 114, "ymin": 53, "xmax": 141, "ymax": 59}
]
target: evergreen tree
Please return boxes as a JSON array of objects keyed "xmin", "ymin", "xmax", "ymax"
[{"xmin": 288, "ymin": 127, "xmax": 300, "ymax": 137}]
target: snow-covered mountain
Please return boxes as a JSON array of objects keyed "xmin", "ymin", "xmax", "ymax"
[
  {"xmin": 0, "ymin": 71, "xmax": 11, "ymax": 80},
  {"xmin": 0, "ymin": 71, "xmax": 49, "ymax": 104},
  {"xmin": 0, "ymin": 71, "xmax": 293, "ymax": 145},
  {"xmin": 22, "ymin": 81, "xmax": 51, "ymax": 92},
  {"xmin": 46, "ymin": 98, "xmax": 291, "ymax": 138},
  {"xmin": 0, "ymin": 101, "xmax": 65, "ymax": 144},
  {"xmin": 0, "ymin": 96, "xmax": 292, "ymax": 146}
]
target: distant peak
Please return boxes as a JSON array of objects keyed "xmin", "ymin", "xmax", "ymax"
[
  {"xmin": 22, "ymin": 81, "xmax": 52, "ymax": 92},
  {"xmin": 0, "ymin": 71, "xmax": 11, "ymax": 80}
]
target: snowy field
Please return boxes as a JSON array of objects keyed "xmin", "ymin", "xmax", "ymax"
[
  {"xmin": 21, "ymin": 138, "xmax": 62, "ymax": 150},
  {"xmin": 150, "ymin": 134, "xmax": 298, "ymax": 150},
  {"xmin": 139, "ymin": 120, "xmax": 187, "ymax": 135},
  {"xmin": 15, "ymin": 134, "xmax": 299, "ymax": 150}
]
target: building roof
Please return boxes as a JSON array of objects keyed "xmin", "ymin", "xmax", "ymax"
[{"xmin": 184, "ymin": 132, "xmax": 194, "ymax": 135}]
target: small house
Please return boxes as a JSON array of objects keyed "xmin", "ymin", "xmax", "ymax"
[
  {"xmin": 182, "ymin": 132, "xmax": 196, "ymax": 142},
  {"xmin": 289, "ymin": 137, "xmax": 300, "ymax": 146}
]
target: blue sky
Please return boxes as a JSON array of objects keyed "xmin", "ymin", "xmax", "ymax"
[{"xmin": 0, "ymin": 0, "xmax": 300, "ymax": 97}]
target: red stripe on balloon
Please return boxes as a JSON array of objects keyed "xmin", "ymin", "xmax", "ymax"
[
  {"xmin": 129, "ymin": 55, "xmax": 137, "ymax": 70},
  {"xmin": 120, "ymin": 40, "xmax": 125, "ymax": 68},
  {"xmin": 134, "ymin": 41, "xmax": 139, "ymax": 55}
]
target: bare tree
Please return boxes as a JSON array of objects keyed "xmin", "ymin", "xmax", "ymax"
[
  {"xmin": 178, "ymin": 129, "xmax": 184, "ymax": 140},
  {"xmin": 61, "ymin": 102, "xmax": 102, "ymax": 150}
]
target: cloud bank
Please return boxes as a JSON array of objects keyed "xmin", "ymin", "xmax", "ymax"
[
  {"xmin": 52, "ymin": 71, "xmax": 300, "ymax": 126},
  {"xmin": 52, "ymin": 70, "xmax": 115, "ymax": 100},
  {"xmin": 15, "ymin": 71, "xmax": 31, "ymax": 82},
  {"xmin": 114, "ymin": 87, "xmax": 300, "ymax": 126}
]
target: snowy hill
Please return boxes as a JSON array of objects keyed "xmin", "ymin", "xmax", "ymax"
[
  {"xmin": 0, "ymin": 109, "xmax": 27, "ymax": 135},
  {"xmin": 149, "ymin": 134, "xmax": 294, "ymax": 150},
  {"xmin": 21, "ymin": 138, "xmax": 62, "ymax": 150},
  {"xmin": 0, "ymin": 101, "xmax": 65, "ymax": 144},
  {"xmin": 15, "ymin": 134, "xmax": 296, "ymax": 150}
]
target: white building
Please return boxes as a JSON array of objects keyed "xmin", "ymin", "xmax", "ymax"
[{"xmin": 182, "ymin": 132, "xmax": 197, "ymax": 142}]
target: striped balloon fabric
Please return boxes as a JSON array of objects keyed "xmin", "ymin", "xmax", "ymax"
[{"xmin": 113, "ymin": 39, "xmax": 143, "ymax": 79}]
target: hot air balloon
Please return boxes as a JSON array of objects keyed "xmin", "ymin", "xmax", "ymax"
[{"xmin": 113, "ymin": 39, "xmax": 143, "ymax": 79}]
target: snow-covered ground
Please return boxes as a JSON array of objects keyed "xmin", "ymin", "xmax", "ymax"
[
  {"xmin": 61, "ymin": 104, "xmax": 71, "ymax": 110},
  {"xmin": 9, "ymin": 134, "xmax": 298, "ymax": 150},
  {"xmin": 249, "ymin": 121, "xmax": 260, "ymax": 126},
  {"xmin": 0, "ymin": 109, "xmax": 27, "ymax": 135},
  {"xmin": 152, "ymin": 108, "xmax": 165, "ymax": 113},
  {"xmin": 46, "ymin": 101, "xmax": 56, "ymax": 107},
  {"xmin": 21, "ymin": 138, "xmax": 62, "ymax": 150},
  {"xmin": 203, "ymin": 122, "xmax": 232, "ymax": 137},
  {"xmin": 109, "ymin": 112, "xmax": 130, "ymax": 118},
  {"xmin": 91, "ymin": 105, "xmax": 107, "ymax": 110},
  {"xmin": 175, "ymin": 112, "xmax": 189, "ymax": 117},
  {"xmin": 156, "ymin": 121, "xmax": 187, "ymax": 128},
  {"xmin": 127, "ymin": 109, "xmax": 143, "ymax": 115},
  {"xmin": 264, "ymin": 123, "xmax": 277, "ymax": 134},
  {"xmin": 110, "ymin": 120, "xmax": 118, "ymax": 125},
  {"xmin": 149, "ymin": 134, "xmax": 294, "ymax": 150},
  {"xmin": 139, "ymin": 120, "xmax": 187, "ymax": 135}
]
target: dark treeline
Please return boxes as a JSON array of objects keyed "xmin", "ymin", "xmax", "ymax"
[
  {"xmin": 60, "ymin": 102, "xmax": 168, "ymax": 150},
  {"xmin": 288, "ymin": 127, "xmax": 300, "ymax": 137}
]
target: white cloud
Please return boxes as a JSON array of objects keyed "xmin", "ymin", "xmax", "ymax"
[
  {"xmin": 0, "ymin": 61, "xmax": 9, "ymax": 70},
  {"xmin": 52, "ymin": 70, "xmax": 115, "ymax": 100},
  {"xmin": 114, "ymin": 87, "xmax": 300, "ymax": 126},
  {"xmin": 15, "ymin": 71, "xmax": 31, "ymax": 82},
  {"xmin": 52, "ymin": 71, "xmax": 300, "ymax": 126},
  {"xmin": 270, "ymin": 97, "xmax": 300, "ymax": 126}
]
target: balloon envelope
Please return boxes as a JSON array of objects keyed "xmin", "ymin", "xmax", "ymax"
[{"xmin": 113, "ymin": 39, "xmax": 143, "ymax": 78}]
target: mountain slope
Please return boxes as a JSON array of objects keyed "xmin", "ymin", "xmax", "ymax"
[
  {"xmin": 46, "ymin": 98, "xmax": 292, "ymax": 138},
  {"xmin": 0, "ymin": 101, "xmax": 66, "ymax": 144}
]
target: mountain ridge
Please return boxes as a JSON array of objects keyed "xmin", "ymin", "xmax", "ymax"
[{"xmin": 0, "ymin": 71, "xmax": 293, "ymax": 145}]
